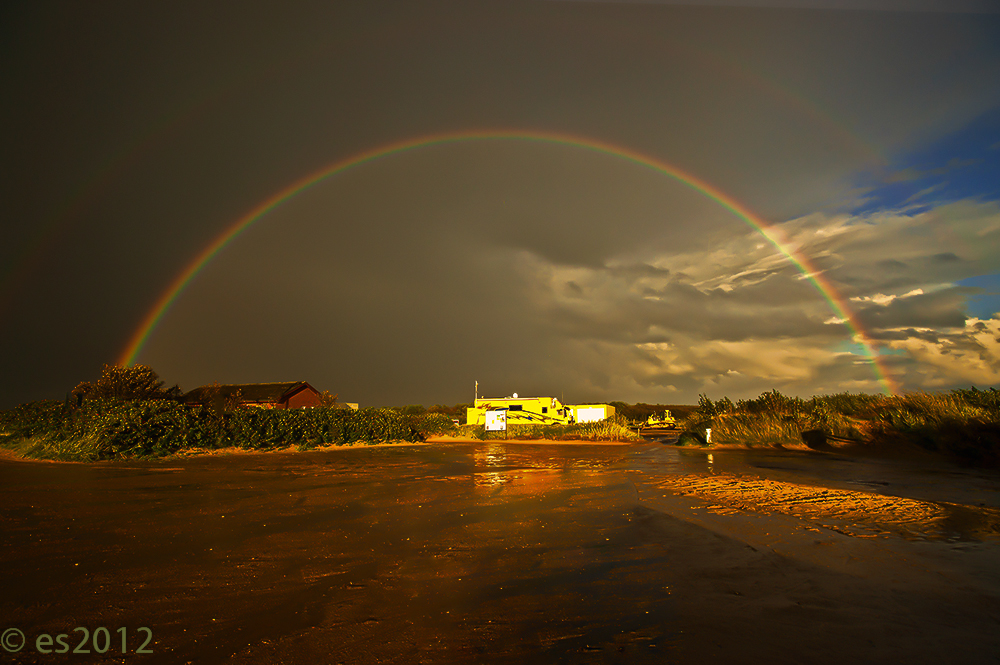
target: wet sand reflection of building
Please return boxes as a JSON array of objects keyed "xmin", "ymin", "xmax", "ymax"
[{"xmin": 472, "ymin": 443, "xmax": 618, "ymax": 498}]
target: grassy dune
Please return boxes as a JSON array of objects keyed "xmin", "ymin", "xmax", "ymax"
[{"xmin": 680, "ymin": 388, "xmax": 1000, "ymax": 464}]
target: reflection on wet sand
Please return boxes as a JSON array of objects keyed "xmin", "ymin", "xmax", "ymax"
[
  {"xmin": 473, "ymin": 443, "xmax": 513, "ymax": 489},
  {"xmin": 472, "ymin": 443, "xmax": 620, "ymax": 495}
]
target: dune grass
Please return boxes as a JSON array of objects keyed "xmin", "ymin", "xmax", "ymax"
[{"xmin": 681, "ymin": 388, "xmax": 1000, "ymax": 464}]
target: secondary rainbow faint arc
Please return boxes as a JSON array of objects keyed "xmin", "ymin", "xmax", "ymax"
[{"xmin": 119, "ymin": 129, "xmax": 898, "ymax": 395}]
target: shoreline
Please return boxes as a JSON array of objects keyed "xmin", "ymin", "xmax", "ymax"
[
  {"xmin": 0, "ymin": 436, "xmax": 649, "ymax": 464},
  {"xmin": 0, "ymin": 436, "xmax": 641, "ymax": 464},
  {"xmin": 0, "ymin": 434, "xmax": 973, "ymax": 465}
]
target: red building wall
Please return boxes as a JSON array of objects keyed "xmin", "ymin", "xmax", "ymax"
[{"xmin": 284, "ymin": 387, "xmax": 322, "ymax": 409}]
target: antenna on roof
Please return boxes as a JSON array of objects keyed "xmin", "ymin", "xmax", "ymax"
[{"xmin": 475, "ymin": 380, "xmax": 478, "ymax": 402}]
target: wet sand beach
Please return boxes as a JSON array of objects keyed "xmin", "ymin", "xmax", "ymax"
[{"xmin": 2, "ymin": 442, "xmax": 999, "ymax": 663}]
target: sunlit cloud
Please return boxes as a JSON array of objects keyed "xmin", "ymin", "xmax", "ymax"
[
  {"xmin": 502, "ymin": 197, "xmax": 1000, "ymax": 399},
  {"xmin": 885, "ymin": 317, "xmax": 1000, "ymax": 386}
]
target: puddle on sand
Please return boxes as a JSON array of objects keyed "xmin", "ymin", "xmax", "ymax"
[{"xmin": 655, "ymin": 472, "xmax": 1000, "ymax": 542}]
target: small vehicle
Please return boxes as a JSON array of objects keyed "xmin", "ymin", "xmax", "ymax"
[
  {"xmin": 644, "ymin": 411, "xmax": 677, "ymax": 428},
  {"xmin": 637, "ymin": 410, "xmax": 678, "ymax": 437}
]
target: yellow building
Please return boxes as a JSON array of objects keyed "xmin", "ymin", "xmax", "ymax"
[{"xmin": 466, "ymin": 395, "xmax": 615, "ymax": 426}]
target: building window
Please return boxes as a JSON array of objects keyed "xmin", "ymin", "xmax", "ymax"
[
  {"xmin": 542, "ymin": 407, "xmax": 548, "ymax": 413},
  {"xmin": 509, "ymin": 405, "xmax": 523, "ymax": 411}
]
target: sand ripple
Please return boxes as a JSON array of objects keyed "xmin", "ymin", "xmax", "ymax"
[{"xmin": 655, "ymin": 473, "xmax": 1000, "ymax": 540}]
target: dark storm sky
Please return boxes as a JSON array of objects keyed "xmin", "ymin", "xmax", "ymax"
[{"xmin": 3, "ymin": 0, "xmax": 1000, "ymax": 408}]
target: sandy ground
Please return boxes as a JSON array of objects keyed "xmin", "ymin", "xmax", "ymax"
[
  {"xmin": 2, "ymin": 442, "xmax": 999, "ymax": 663},
  {"xmin": 0, "ymin": 437, "xmax": 628, "ymax": 464},
  {"xmin": 653, "ymin": 471, "xmax": 1000, "ymax": 540}
]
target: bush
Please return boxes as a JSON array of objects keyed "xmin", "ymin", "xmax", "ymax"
[
  {"xmin": 0, "ymin": 400, "xmax": 459, "ymax": 461},
  {"xmin": 676, "ymin": 430, "xmax": 708, "ymax": 447}
]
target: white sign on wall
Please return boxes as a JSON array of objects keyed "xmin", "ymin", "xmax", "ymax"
[{"xmin": 485, "ymin": 409, "xmax": 507, "ymax": 431}]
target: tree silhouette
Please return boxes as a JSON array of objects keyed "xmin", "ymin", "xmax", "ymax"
[{"xmin": 72, "ymin": 364, "xmax": 175, "ymax": 402}]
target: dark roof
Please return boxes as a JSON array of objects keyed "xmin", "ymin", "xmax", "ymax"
[{"xmin": 183, "ymin": 382, "xmax": 318, "ymax": 404}]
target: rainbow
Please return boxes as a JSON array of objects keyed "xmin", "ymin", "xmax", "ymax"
[
  {"xmin": 0, "ymin": 42, "xmax": 884, "ymax": 322},
  {"xmin": 119, "ymin": 129, "xmax": 898, "ymax": 394}
]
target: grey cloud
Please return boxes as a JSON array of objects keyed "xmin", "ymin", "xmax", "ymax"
[
  {"xmin": 532, "ymin": 262, "xmax": 837, "ymax": 347},
  {"xmin": 787, "ymin": 202, "xmax": 1000, "ymax": 298},
  {"xmin": 854, "ymin": 288, "xmax": 967, "ymax": 330},
  {"xmin": 832, "ymin": 273, "xmax": 923, "ymax": 294},
  {"xmin": 866, "ymin": 327, "xmax": 952, "ymax": 342}
]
